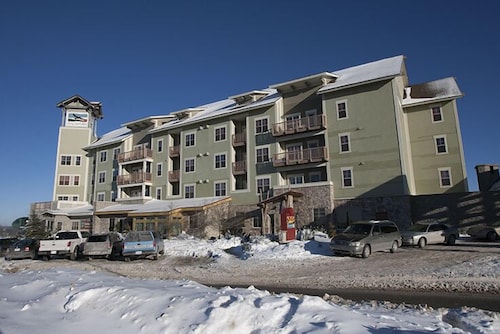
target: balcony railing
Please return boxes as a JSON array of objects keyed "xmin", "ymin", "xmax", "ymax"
[
  {"xmin": 232, "ymin": 132, "xmax": 246, "ymax": 146},
  {"xmin": 272, "ymin": 147, "xmax": 328, "ymax": 167},
  {"xmin": 169, "ymin": 145, "xmax": 180, "ymax": 158},
  {"xmin": 168, "ymin": 169, "xmax": 180, "ymax": 182},
  {"xmin": 232, "ymin": 160, "xmax": 247, "ymax": 175},
  {"xmin": 271, "ymin": 114, "xmax": 326, "ymax": 137},
  {"xmin": 117, "ymin": 148, "xmax": 153, "ymax": 163},
  {"xmin": 116, "ymin": 172, "xmax": 152, "ymax": 185}
]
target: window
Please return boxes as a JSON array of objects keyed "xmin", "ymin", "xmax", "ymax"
[
  {"xmin": 214, "ymin": 153, "xmax": 227, "ymax": 169},
  {"xmin": 58, "ymin": 195, "xmax": 69, "ymax": 201},
  {"xmin": 185, "ymin": 158, "xmax": 195, "ymax": 173},
  {"xmin": 337, "ymin": 100, "xmax": 348, "ymax": 119},
  {"xmin": 438, "ymin": 168, "xmax": 452, "ymax": 187},
  {"xmin": 339, "ymin": 133, "xmax": 350, "ymax": 153},
  {"xmin": 215, "ymin": 181, "xmax": 227, "ymax": 196},
  {"xmin": 72, "ymin": 221, "xmax": 80, "ymax": 230},
  {"xmin": 157, "ymin": 163, "xmax": 163, "ymax": 177},
  {"xmin": 185, "ymin": 133, "xmax": 195, "ymax": 147},
  {"xmin": 73, "ymin": 175, "xmax": 80, "ymax": 186},
  {"xmin": 257, "ymin": 177, "xmax": 270, "ymax": 194},
  {"xmin": 156, "ymin": 187, "xmax": 162, "ymax": 200},
  {"xmin": 255, "ymin": 118, "xmax": 269, "ymax": 134},
  {"xmin": 97, "ymin": 193, "xmax": 105, "ymax": 202},
  {"xmin": 59, "ymin": 175, "xmax": 70, "ymax": 186},
  {"xmin": 253, "ymin": 215, "xmax": 262, "ymax": 228},
  {"xmin": 61, "ymin": 155, "xmax": 71, "ymax": 165},
  {"xmin": 157, "ymin": 139, "xmax": 163, "ymax": 152},
  {"xmin": 313, "ymin": 208, "xmax": 326, "ymax": 222},
  {"xmin": 113, "ymin": 148, "xmax": 121, "ymax": 160},
  {"xmin": 184, "ymin": 184, "xmax": 195, "ymax": 198},
  {"xmin": 288, "ymin": 174, "xmax": 304, "ymax": 184},
  {"xmin": 256, "ymin": 147, "xmax": 269, "ymax": 163},
  {"xmin": 431, "ymin": 106, "xmax": 443, "ymax": 122},
  {"xmin": 341, "ymin": 167, "xmax": 353, "ymax": 188},
  {"xmin": 434, "ymin": 135, "xmax": 448, "ymax": 154},
  {"xmin": 98, "ymin": 171, "xmax": 106, "ymax": 184},
  {"xmin": 310, "ymin": 172, "xmax": 321, "ymax": 182},
  {"xmin": 215, "ymin": 126, "xmax": 226, "ymax": 142},
  {"xmin": 75, "ymin": 156, "xmax": 81, "ymax": 166},
  {"xmin": 99, "ymin": 150, "xmax": 107, "ymax": 162}
]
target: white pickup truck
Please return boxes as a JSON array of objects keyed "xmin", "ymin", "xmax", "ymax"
[{"xmin": 38, "ymin": 230, "xmax": 90, "ymax": 260}]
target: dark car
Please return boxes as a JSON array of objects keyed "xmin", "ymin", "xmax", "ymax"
[
  {"xmin": 1, "ymin": 237, "xmax": 19, "ymax": 256},
  {"xmin": 4, "ymin": 239, "xmax": 39, "ymax": 260}
]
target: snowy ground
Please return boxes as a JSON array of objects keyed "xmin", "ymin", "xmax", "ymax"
[{"xmin": 1, "ymin": 232, "xmax": 499, "ymax": 333}]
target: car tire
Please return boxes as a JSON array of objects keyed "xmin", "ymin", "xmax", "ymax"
[
  {"xmin": 70, "ymin": 247, "xmax": 79, "ymax": 261},
  {"xmin": 418, "ymin": 238, "xmax": 426, "ymax": 248},
  {"xmin": 447, "ymin": 234, "xmax": 457, "ymax": 245},
  {"xmin": 124, "ymin": 256, "xmax": 131, "ymax": 262},
  {"xmin": 390, "ymin": 241, "xmax": 399, "ymax": 253},
  {"xmin": 362, "ymin": 245, "xmax": 371, "ymax": 258},
  {"xmin": 30, "ymin": 251, "xmax": 37, "ymax": 260},
  {"xmin": 487, "ymin": 231, "xmax": 498, "ymax": 242}
]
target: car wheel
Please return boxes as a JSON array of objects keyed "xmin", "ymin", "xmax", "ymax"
[
  {"xmin": 4, "ymin": 256, "xmax": 11, "ymax": 261},
  {"xmin": 30, "ymin": 251, "xmax": 37, "ymax": 260},
  {"xmin": 447, "ymin": 234, "xmax": 457, "ymax": 245},
  {"xmin": 362, "ymin": 245, "xmax": 371, "ymax": 258},
  {"xmin": 124, "ymin": 256, "xmax": 131, "ymax": 262},
  {"xmin": 70, "ymin": 247, "xmax": 79, "ymax": 261},
  {"xmin": 418, "ymin": 238, "xmax": 426, "ymax": 248},
  {"xmin": 390, "ymin": 241, "xmax": 399, "ymax": 253},
  {"xmin": 487, "ymin": 231, "xmax": 498, "ymax": 242}
]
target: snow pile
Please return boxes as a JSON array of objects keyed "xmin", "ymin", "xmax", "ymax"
[{"xmin": 1, "ymin": 268, "xmax": 499, "ymax": 333}]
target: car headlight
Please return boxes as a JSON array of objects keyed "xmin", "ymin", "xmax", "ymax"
[{"xmin": 349, "ymin": 241, "xmax": 360, "ymax": 247}]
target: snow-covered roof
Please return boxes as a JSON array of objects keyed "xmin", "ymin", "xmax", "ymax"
[
  {"xmin": 44, "ymin": 204, "xmax": 94, "ymax": 217},
  {"xmin": 402, "ymin": 77, "xmax": 463, "ymax": 107},
  {"xmin": 317, "ymin": 55, "xmax": 405, "ymax": 94},
  {"xmin": 96, "ymin": 197, "xmax": 230, "ymax": 215},
  {"xmin": 84, "ymin": 127, "xmax": 132, "ymax": 150}
]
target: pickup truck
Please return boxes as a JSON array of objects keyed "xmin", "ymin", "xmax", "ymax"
[
  {"xmin": 38, "ymin": 230, "xmax": 90, "ymax": 260},
  {"xmin": 122, "ymin": 231, "xmax": 164, "ymax": 261}
]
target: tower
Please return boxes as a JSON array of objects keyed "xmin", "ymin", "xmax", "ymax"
[{"xmin": 53, "ymin": 95, "xmax": 103, "ymax": 204}]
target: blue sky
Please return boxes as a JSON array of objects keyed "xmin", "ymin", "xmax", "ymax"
[{"xmin": 1, "ymin": 0, "xmax": 499, "ymax": 226}]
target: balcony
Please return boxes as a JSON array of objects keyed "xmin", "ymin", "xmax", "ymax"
[
  {"xmin": 168, "ymin": 169, "xmax": 180, "ymax": 182},
  {"xmin": 271, "ymin": 114, "xmax": 326, "ymax": 137},
  {"xmin": 232, "ymin": 132, "xmax": 246, "ymax": 147},
  {"xmin": 232, "ymin": 160, "xmax": 247, "ymax": 175},
  {"xmin": 272, "ymin": 147, "xmax": 328, "ymax": 167},
  {"xmin": 116, "ymin": 172, "xmax": 152, "ymax": 185},
  {"xmin": 169, "ymin": 145, "xmax": 180, "ymax": 158},
  {"xmin": 117, "ymin": 148, "xmax": 153, "ymax": 163}
]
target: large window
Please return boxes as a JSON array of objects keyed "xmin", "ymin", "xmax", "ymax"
[
  {"xmin": 99, "ymin": 150, "xmax": 107, "ymax": 162},
  {"xmin": 337, "ymin": 100, "xmax": 348, "ymax": 119},
  {"xmin": 341, "ymin": 167, "xmax": 353, "ymax": 188},
  {"xmin": 257, "ymin": 177, "xmax": 270, "ymax": 194},
  {"xmin": 61, "ymin": 155, "xmax": 71, "ymax": 165},
  {"xmin": 185, "ymin": 133, "xmax": 195, "ymax": 147},
  {"xmin": 339, "ymin": 133, "xmax": 351, "ymax": 153},
  {"xmin": 214, "ymin": 126, "xmax": 226, "ymax": 142},
  {"xmin": 431, "ymin": 106, "xmax": 443, "ymax": 122},
  {"xmin": 185, "ymin": 158, "xmax": 195, "ymax": 173},
  {"xmin": 434, "ymin": 135, "xmax": 448, "ymax": 154},
  {"xmin": 215, "ymin": 181, "xmax": 227, "ymax": 196},
  {"xmin": 97, "ymin": 193, "xmax": 105, "ymax": 202},
  {"xmin": 438, "ymin": 168, "xmax": 452, "ymax": 187},
  {"xmin": 214, "ymin": 153, "xmax": 227, "ymax": 169},
  {"xmin": 59, "ymin": 175, "xmax": 70, "ymax": 186},
  {"xmin": 255, "ymin": 118, "xmax": 269, "ymax": 134},
  {"xmin": 256, "ymin": 147, "xmax": 269, "ymax": 163},
  {"xmin": 184, "ymin": 184, "xmax": 195, "ymax": 198}
]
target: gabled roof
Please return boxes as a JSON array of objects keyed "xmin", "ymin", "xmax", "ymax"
[
  {"xmin": 56, "ymin": 95, "xmax": 103, "ymax": 119},
  {"xmin": 270, "ymin": 72, "xmax": 338, "ymax": 93},
  {"xmin": 317, "ymin": 55, "xmax": 405, "ymax": 94},
  {"xmin": 402, "ymin": 77, "xmax": 463, "ymax": 107},
  {"xmin": 122, "ymin": 115, "xmax": 175, "ymax": 130},
  {"xmin": 84, "ymin": 126, "xmax": 132, "ymax": 150}
]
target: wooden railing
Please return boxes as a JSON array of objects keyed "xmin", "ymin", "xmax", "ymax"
[
  {"xmin": 169, "ymin": 145, "xmax": 180, "ymax": 157},
  {"xmin": 117, "ymin": 148, "xmax": 153, "ymax": 163},
  {"xmin": 116, "ymin": 172, "xmax": 152, "ymax": 185},
  {"xmin": 232, "ymin": 160, "xmax": 247, "ymax": 175},
  {"xmin": 272, "ymin": 114, "xmax": 326, "ymax": 137},
  {"xmin": 168, "ymin": 169, "xmax": 180, "ymax": 182},
  {"xmin": 232, "ymin": 132, "xmax": 246, "ymax": 146},
  {"xmin": 272, "ymin": 147, "xmax": 328, "ymax": 167}
]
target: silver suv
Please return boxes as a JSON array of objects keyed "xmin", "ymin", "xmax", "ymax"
[{"xmin": 330, "ymin": 220, "xmax": 402, "ymax": 258}]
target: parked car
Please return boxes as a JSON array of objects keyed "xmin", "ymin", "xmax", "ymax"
[
  {"xmin": 122, "ymin": 231, "xmax": 165, "ymax": 261},
  {"xmin": 81, "ymin": 232, "xmax": 124, "ymax": 260},
  {"xmin": 330, "ymin": 220, "xmax": 401, "ymax": 258},
  {"xmin": 4, "ymin": 239, "xmax": 40, "ymax": 260},
  {"xmin": 401, "ymin": 222, "xmax": 458, "ymax": 248},
  {"xmin": 38, "ymin": 230, "xmax": 90, "ymax": 260},
  {"xmin": 467, "ymin": 225, "xmax": 500, "ymax": 242},
  {"xmin": 1, "ymin": 237, "xmax": 19, "ymax": 256}
]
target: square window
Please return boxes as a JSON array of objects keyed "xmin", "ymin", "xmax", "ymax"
[
  {"xmin": 256, "ymin": 147, "xmax": 269, "ymax": 163},
  {"xmin": 215, "ymin": 153, "xmax": 226, "ymax": 169},
  {"xmin": 59, "ymin": 175, "xmax": 70, "ymax": 186},
  {"xmin": 185, "ymin": 159, "xmax": 195, "ymax": 173},
  {"xmin": 215, "ymin": 127, "xmax": 226, "ymax": 142},
  {"xmin": 185, "ymin": 185, "xmax": 195, "ymax": 198},
  {"xmin": 255, "ymin": 118, "xmax": 269, "ymax": 134},
  {"xmin": 97, "ymin": 193, "xmax": 105, "ymax": 202},
  {"xmin": 215, "ymin": 182, "xmax": 227, "ymax": 196},
  {"xmin": 257, "ymin": 178, "xmax": 270, "ymax": 194},
  {"xmin": 313, "ymin": 208, "xmax": 326, "ymax": 222},
  {"xmin": 61, "ymin": 156, "xmax": 71, "ymax": 165},
  {"xmin": 185, "ymin": 133, "xmax": 195, "ymax": 147}
]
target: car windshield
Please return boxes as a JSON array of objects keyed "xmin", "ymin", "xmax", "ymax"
[
  {"xmin": 344, "ymin": 224, "xmax": 372, "ymax": 235},
  {"xmin": 408, "ymin": 224, "xmax": 429, "ymax": 232}
]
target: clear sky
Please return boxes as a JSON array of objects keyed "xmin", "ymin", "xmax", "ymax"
[{"xmin": 1, "ymin": 0, "xmax": 499, "ymax": 226}]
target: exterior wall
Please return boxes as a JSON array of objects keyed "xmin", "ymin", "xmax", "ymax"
[
  {"xmin": 324, "ymin": 80, "xmax": 406, "ymax": 199},
  {"xmin": 405, "ymin": 100, "xmax": 468, "ymax": 194}
]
